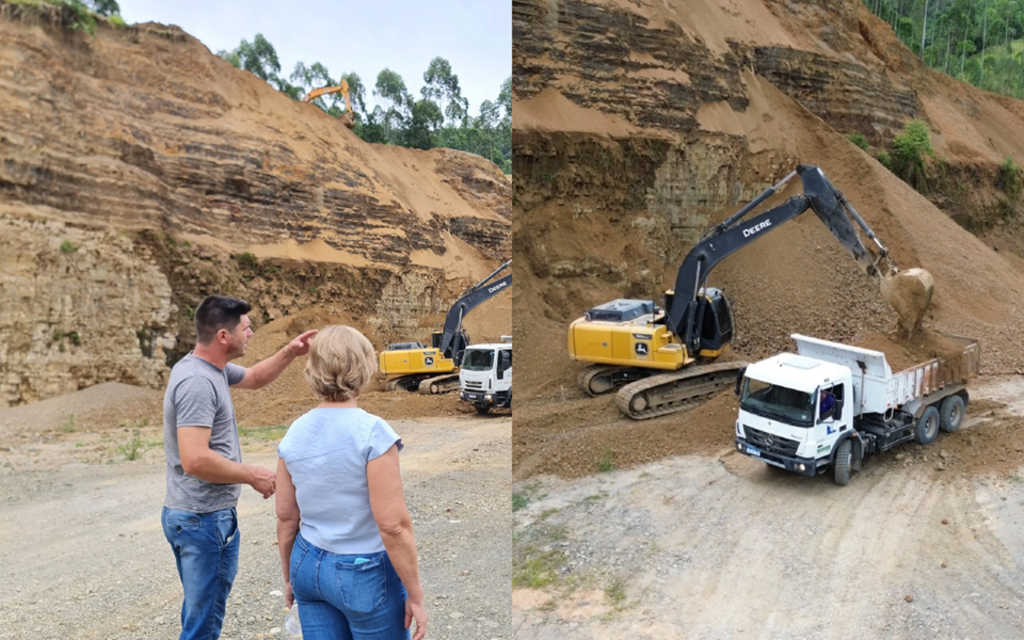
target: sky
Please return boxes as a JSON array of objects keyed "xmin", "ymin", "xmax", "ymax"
[{"xmin": 118, "ymin": 0, "xmax": 511, "ymax": 117}]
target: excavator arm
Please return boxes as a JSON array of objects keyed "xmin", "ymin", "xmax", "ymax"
[
  {"xmin": 434, "ymin": 260, "xmax": 512, "ymax": 364},
  {"xmin": 301, "ymin": 81, "xmax": 355, "ymax": 129},
  {"xmin": 668, "ymin": 165, "xmax": 910, "ymax": 353}
]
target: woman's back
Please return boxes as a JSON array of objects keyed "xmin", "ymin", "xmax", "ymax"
[{"xmin": 278, "ymin": 407, "xmax": 402, "ymax": 554}]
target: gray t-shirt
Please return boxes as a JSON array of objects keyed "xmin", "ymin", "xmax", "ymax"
[{"xmin": 163, "ymin": 354, "xmax": 247, "ymax": 513}]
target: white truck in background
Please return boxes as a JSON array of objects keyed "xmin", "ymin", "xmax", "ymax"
[
  {"xmin": 734, "ymin": 333, "xmax": 979, "ymax": 485},
  {"xmin": 459, "ymin": 336, "xmax": 512, "ymax": 414}
]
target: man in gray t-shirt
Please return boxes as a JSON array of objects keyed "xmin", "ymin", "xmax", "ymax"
[{"xmin": 161, "ymin": 294, "xmax": 316, "ymax": 640}]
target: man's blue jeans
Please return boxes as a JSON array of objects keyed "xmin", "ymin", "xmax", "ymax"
[
  {"xmin": 290, "ymin": 531, "xmax": 409, "ymax": 639},
  {"xmin": 161, "ymin": 507, "xmax": 240, "ymax": 640}
]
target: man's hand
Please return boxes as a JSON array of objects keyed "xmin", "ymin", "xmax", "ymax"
[
  {"xmin": 249, "ymin": 465, "xmax": 276, "ymax": 499},
  {"xmin": 285, "ymin": 330, "xmax": 318, "ymax": 358},
  {"xmin": 284, "ymin": 582, "xmax": 294, "ymax": 609}
]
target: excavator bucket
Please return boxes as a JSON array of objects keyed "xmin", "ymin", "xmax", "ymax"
[{"xmin": 880, "ymin": 267, "xmax": 934, "ymax": 337}]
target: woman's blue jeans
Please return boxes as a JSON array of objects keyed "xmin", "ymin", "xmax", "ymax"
[
  {"xmin": 161, "ymin": 507, "xmax": 240, "ymax": 640},
  {"xmin": 290, "ymin": 531, "xmax": 410, "ymax": 639}
]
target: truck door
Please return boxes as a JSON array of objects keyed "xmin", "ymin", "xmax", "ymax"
[{"xmin": 496, "ymin": 349, "xmax": 512, "ymax": 389}]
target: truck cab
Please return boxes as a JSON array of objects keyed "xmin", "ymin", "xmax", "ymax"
[
  {"xmin": 735, "ymin": 353, "xmax": 853, "ymax": 477},
  {"xmin": 459, "ymin": 337, "xmax": 512, "ymax": 414},
  {"xmin": 735, "ymin": 333, "xmax": 976, "ymax": 485}
]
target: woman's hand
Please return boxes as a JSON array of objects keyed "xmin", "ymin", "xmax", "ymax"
[
  {"xmin": 405, "ymin": 598, "xmax": 427, "ymax": 640},
  {"xmin": 284, "ymin": 582, "xmax": 294, "ymax": 609}
]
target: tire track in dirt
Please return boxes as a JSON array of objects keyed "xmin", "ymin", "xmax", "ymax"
[{"xmin": 513, "ymin": 378, "xmax": 1024, "ymax": 638}]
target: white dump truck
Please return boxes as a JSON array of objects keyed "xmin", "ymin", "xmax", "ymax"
[
  {"xmin": 734, "ymin": 333, "xmax": 979, "ymax": 485},
  {"xmin": 459, "ymin": 336, "xmax": 512, "ymax": 414}
]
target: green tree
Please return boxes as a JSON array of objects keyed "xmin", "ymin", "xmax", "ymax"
[
  {"xmin": 375, "ymin": 68, "xmax": 411, "ymax": 143},
  {"xmin": 403, "ymin": 99, "xmax": 443, "ymax": 149},
  {"xmin": 422, "ymin": 56, "xmax": 468, "ymax": 125},
  {"xmin": 237, "ymin": 34, "xmax": 281, "ymax": 82},
  {"xmin": 89, "ymin": 0, "xmax": 120, "ymax": 17}
]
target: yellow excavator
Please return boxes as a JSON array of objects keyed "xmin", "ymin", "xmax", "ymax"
[
  {"xmin": 569, "ymin": 165, "xmax": 934, "ymax": 420},
  {"xmin": 302, "ymin": 80, "xmax": 355, "ymax": 129},
  {"xmin": 380, "ymin": 260, "xmax": 511, "ymax": 394}
]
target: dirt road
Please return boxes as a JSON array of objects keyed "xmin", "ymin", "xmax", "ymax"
[
  {"xmin": 0, "ymin": 412, "xmax": 511, "ymax": 640},
  {"xmin": 512, "ymin": 376, "xmax": 1024, "ymax": 638}
]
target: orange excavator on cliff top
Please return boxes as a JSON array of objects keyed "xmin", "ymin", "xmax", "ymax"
[{"xmin": 302, "ymin": 80, "xmax": 355, "ymax": 129}]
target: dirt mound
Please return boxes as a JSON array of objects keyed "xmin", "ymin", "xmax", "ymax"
[
  {"xmin": 0, "ymin": 382, "xmax": 162, "ymax": 439},
  {"xmin": 514, "ymin": 390, "xmax": 740, "ymax": 480}
]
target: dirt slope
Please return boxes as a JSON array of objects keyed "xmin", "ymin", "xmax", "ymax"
[{"xmin": 512, "ymin": 0, "xmax": 1024, "ymax": 478}]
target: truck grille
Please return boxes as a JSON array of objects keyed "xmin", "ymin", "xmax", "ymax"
[
  {"xmin": 744, "ymin": 426, "xmax": 799, "ymax": 457},
  {"xmin": 464, "ymin": 381, "xmax": 483, "ymax": 390}
]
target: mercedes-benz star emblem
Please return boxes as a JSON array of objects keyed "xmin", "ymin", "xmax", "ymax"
[{"xmin": 764, "ymin": 434, "xmax": 774, "ymax": 446}]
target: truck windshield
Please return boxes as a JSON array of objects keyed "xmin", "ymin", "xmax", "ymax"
[
  {"xmin": 739, "ymin": 378, "xmax": 814, "ymax": 427},
  {"xmin": 462, "ymin": 349, "xmax": 495, "ymax": 371}
]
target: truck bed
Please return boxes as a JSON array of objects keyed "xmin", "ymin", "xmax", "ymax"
[{"xmin": 791, "ymin": 333, "xmax": 979, "ymax": 416}]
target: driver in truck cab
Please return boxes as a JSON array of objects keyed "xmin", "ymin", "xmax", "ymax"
[{"xmin": 819, "ymin": 389, "xmax": 835, "ymax": 419}]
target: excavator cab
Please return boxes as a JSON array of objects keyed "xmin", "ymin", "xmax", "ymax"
[{"xmin": 432, "ymin": 329, "xmax": 470, "ymax": 363}]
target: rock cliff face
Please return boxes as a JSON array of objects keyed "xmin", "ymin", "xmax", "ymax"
[{"xmin": 0, "ymin": 5, "xmax": 510, "ymax": 407}]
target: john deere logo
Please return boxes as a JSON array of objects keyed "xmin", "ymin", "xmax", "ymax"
[
  {"xmin": 425, "ymin": 356, "xmax": 434, "ymax": 366},
  {"xmin": 488, "ymin": 281, "xmax": 508, "ymax": 294},
  {"xmin": 635, "ymin": 343, "xmax": 649, "ymax": 356}
]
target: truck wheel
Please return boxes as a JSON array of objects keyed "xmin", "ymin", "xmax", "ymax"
[
  {"xmin": 833, "ymin": 439, "xmax": 852, "ymax": 486},
  {"xmin": 475, "ymin": 405, "xmax": 490, "ymax": 414},
  {"xmin": 939, "ymin": 395, "xmax": 965, "ymax": 432},
  {"xmin": 916, "ymin": 406, "xmax": 941, "ymax": 445}
]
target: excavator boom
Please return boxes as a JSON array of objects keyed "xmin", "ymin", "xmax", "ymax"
[{"xmin": 301, "ymin": 80, "xmax": 355, "ymax": 128}]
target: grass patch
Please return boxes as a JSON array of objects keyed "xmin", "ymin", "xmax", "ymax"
[
  {"xmin": 605, "ymin": 579, "xmax": 627, "ymax": 607},
  {"xmin": 117, "ymin": 429, "xmax": 145, "ymax": 461},
  {"xmin": 596, "ymin": 449, "xmax": 616, "ymax": 473},
  {"xmin": 238, "ymin": 425, "xmax": 288, "ymax": 441},
  {"xmin": 236, "ymin": 252, "xmax": 257, "ymax": 267},
  {"xmin": 513, "ymin": 520, "xmax": 571, "ymax": 590},
  {"xmin": 61, "ymin": 413, "xmax": 75, "ymax": 433},
  {"xmin": 59, "ymin": 240, "xmax": 77, "ymax": 253},
  {"xmin": 847, "ymin": 132, "xmax": 869, "ymax": 150},
  {"xmin": 538, "ymin": 508, "xmax": 560, "ymax": 522},
  {"xmin": 583, "ymin": 492, "xmax": 607, "ymax": 503},
  {"xmin": 512, "ymin": 492, "xmax": 528, "ymax": 512},
  {"xmin": 513, "ymin": 549, "xmax": 566, "ymax": 589}
]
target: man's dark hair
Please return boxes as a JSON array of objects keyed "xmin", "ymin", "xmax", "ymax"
[{"xmin": 194, "ymin": 295, "xmax": 251, "ymax": 345}]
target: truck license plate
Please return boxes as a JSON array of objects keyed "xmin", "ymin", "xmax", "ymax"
[
  {"xmin": 746, "ymin": 446, "xmax": 761, "ymax": 457},
  {"xmin": 467, "ymin": 394, "xmax": 477, "ymax": 399}
]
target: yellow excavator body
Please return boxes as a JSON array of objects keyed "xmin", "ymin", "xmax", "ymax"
[{"xmin": 378, "ymin": 347, "xmax": 456, "ymax": 377}]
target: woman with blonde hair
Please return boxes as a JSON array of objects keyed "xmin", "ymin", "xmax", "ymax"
[{"xmin": 275, "ymin": 325, "xmax": 427, "ymax": 639}]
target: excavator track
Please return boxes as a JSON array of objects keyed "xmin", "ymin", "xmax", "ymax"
[
  {"xmin": 386, "ymin": 376, "xmax": 428, "ymax": 393},
  {"xmin": 417, "ymin": 373, "xmax": 461, "ymax": 395},
  {"xmin": 614, "ymin": 361, "xmax": 749, "ymax": 420},
  {"xmin": 578, "ymin": 365, "xmax": 654, "ymax": 397}
]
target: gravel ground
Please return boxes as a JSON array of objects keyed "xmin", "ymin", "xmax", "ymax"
[
  {"xmin": 512, "ymin": 377, "xmax": 1024, "ymax": 639},
  {"xmin": 0, "ymin": 414, "xmax": 511, "ymax": 640}
]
